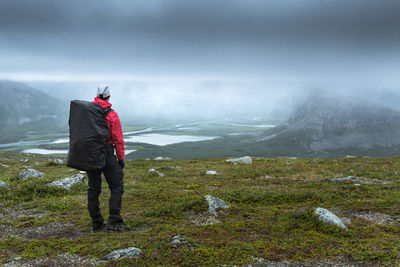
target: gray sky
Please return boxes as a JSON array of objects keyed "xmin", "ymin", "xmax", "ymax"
[{"xmin": 1, "ymin": 0, "xmax": 400, "ymax": 85}]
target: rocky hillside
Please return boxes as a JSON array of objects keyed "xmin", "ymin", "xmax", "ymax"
[
  {"xmin": 0, "ymin": 80, "xmax": 68, "ymax": 127},
  {"xmin": 0, "ymin": 152, "xmax": 399, "ymax": 266},
  {"xmin": 257, "ymin": 92, "xmax": 400, "ymax": 153}
]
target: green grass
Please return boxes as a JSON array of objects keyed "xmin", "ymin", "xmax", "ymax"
[{"xmin": 0, "ymin": 152, "xmax": 399, "ymax": 266}]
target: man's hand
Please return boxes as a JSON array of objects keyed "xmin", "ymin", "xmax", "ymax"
[{"xmin": 118, "ymin": 159, "xmax": 125, "ymax": 169}]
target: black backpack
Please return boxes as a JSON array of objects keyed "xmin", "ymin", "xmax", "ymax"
[{"xmin": 67, "ymin": 100, "xmax": 113, "ymax": 171}]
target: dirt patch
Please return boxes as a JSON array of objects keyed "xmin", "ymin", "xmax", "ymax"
[
  {"xmin": 0, "ymin": 208, "xmax": 50, "ymax": 221},
  {"xmin": 0, "ymin": 222, "xmax": 88, "ymax": 240},
  {"xmin": 3, "ymin": 253, "xmax": 97, "ymax": 267},
  {"xmin": 360, "ymin": 178, "xmax": 392, "ymax": 185}
]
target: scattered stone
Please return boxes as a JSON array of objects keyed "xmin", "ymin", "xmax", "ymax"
[
  {"xmin": 226, "ymin": 156, "xmax": 252, "ymax": 165},
  {"xmin": 3, "ymin": 253, "xmax": 97, "ymax": 267},
  {"xmin": 315, "ymin": 208, "xmax": 347, "ymax": 229},
  {"xmin": 148, "ymin": 168, "xmax": 165, "ymax": 177},
  {"xmin": 154, "ymin": 157, "xmax": 172, "ymax": 161},
  {"xmin": 53, "ymin": 159, "xmax": 64, "ymax": 165},
  {"xmin": 329, "ymin": 176, "xmax": 360, "ymax": 183},
  {"xmin": 16, "ymin": 168, "xmax": 44, "ymax": 180},
  {"xmin": 0, "ymin": 180, "xmax": 9, "ymax": 188},
  {"xmin": 47, "ymin": 174, "xmax": 85, "ymax": 189},
  {"xmin": 361, "ymin": 178, "xmax": 392, "ymax": 185},
  {"xmin": 100, "ymin": 247, "xmax": 142, "ymax": 261},
  {"xmin": 20, "ymin": 159, "xmax": 29, "ymax": 163},
  {"xmin": 0, "ymin": 163, "xmax": 9, "ymax": 168},
  {"xmin": 206, "ymin": 170, "xmax": 217, "ymax": 175},
  {"xmin": 171, "ymin": 235, "xmax": 188, "ymax": 246},
  {"xmin": 205, "ymin": 195, "xmax": 230, "ymax": 215},
  {"xmin": 350, "ymin": 211, "xmax": 399, "ymax": 225},
  {"xmin": 189, "ymin": 212, "xmax": 221, "ymax": 225}
]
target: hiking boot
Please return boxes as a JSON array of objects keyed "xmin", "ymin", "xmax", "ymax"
[
  {"xmin": 106, "ymin": 222, "xmax": 131, "ymax": 231},
  {"xmin": 92, "ymin": 222, "xmax": 107, "ymax": 233}
]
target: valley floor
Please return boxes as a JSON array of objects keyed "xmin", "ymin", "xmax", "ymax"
[{"xmin": 0, "ymin": 152, "xmax": 399, "ymax": 266}]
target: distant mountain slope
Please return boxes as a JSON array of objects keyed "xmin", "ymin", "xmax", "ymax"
[
  {"xmin": 0, "ymin": 80, "xmax": 68, "ymax": 126},
  {"xmin": 128, "ymin": 92, "xmax": 400, "ymax": 159},
  {"xmin": 0, "ymin": 81, "xmax": 69, "ymax": 143}
]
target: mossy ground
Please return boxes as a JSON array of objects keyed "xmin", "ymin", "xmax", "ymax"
[{"xmin": 0, "ymin": 151, "xmax": 399, "ymax": 266}]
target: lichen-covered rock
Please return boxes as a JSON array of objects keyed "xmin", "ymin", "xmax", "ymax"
[
  {"xmin": 0, "ymin": 180, "xmax": 9, "ymax": 188},
  {"xmin": 206, "ymin": 170, "xmax": 217, "ymax": 175},
  {"xmin": 171, "ymin": 235, "xmax": 187, "ymax": 245},
  {"xmin": 17, "ymin": 169, "xmax": 44, "ymax": 180},
  {"xmin": 148, "ymin": 168, "xmax": 165, "ymax": 177},
  {"xmin": 205, "ymin": 195, "xmax": 230, "ymax": 215},
  {"xmin": 100, "ymin": 247, "xmax": 142, "ymax": 261},
  {"xmin": 330, "ymin": 176, "xmax": 360, "ymax": 183},
  {"xmin": 47, "ymin": 174, "xmax": 85, "ymax": 189},
  {"xmin": 315, "ymin": 207, "xmax": 347, "ymax": 229},
  {"xmin": 226, "ymin": 156, "xmax": 252, "ymax": 165}
]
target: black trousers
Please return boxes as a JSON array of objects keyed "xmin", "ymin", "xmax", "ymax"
[{"xmin": 86, "ymin": 154, "xmax": 124, "ymax": 226}]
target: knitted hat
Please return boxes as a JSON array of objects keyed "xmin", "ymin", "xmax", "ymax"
[{"xmin": 97, "ymin": 84, "xmax": 111, "ymax": 98}]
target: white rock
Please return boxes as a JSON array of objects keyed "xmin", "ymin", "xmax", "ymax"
[
  {"xmin": 0, "ymin": 180, "xmax": 9, "ymax": 188},
  {"xmin": 171, "ymin": 235, "xmax": 187, "ymax": 245},
  {"xmin": 315, "ymin": 207, "xmax": 347, "ymax": 229},
  {"xmin": 206, "ymin": 170, "xmax": 217, "ymax": 175},
  {"xmin": 20, "ymin": 159, "xmax": 29, "ymax": 163},
  {"xmin": 53, "ymin": 159, "xmax": 64, "ymax": 165},
  {"xmin": 100, "ymin": 247, "xmax": 142, "ymax": 261},
  {"xmin": 226, "ymin": 156, "xmax": 252, "ymax": 165},
  {"xmin": 17, "ymin": 169, "xmax": 45, "ymax": 180},
  {"xmin": 0, "ymin": 163, "xmax": 9, "ymax": 168},
  {"xmin": 47, "ymin": 174, "xmax": 85, "ymax": 189},
  {"xmin": 148, "ymin": 169, "xmax": 165, "ymax": 177},
  {"xmin": 205, "ymin": 195, "xmax": 230, "ymax": 215},
  {"xmin": 154, "ymin": 157, "xmax": 171, "ymax": 161}
]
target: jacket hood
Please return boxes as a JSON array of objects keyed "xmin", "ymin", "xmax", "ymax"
[{"xmin": 93, "ymin": 97, "xmax": 112, "ymax": 109}]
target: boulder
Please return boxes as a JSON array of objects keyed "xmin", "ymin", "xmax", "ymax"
[
  {"xmin": 226, "ymin": 156, "xmax": 252, "ymax": 165},
  {"xmin": 100, "ymin": 247, "xmax": 142, "ymax": 261},
  {"xmin": 0, "ymin": 163, "xmax": 9, "ymax": 168},
  {"xmin": 17, "ymin": 169, "xmax": 44, "ymax": 180},
  {"xmin": 0, "ymin": 180, "xmax": 9, "ymax": 188},
  {"xmin": 48, "ymin": 174, "xmax": 85, "ymax": 189},
  {"xmin": 329, "ymin": 176, "xmax": 360, "ymax": 183},
  {"xmin": 206, "ymin": 170, "xmax": 217, "ymax": 175},
  {"xmin": 205, "ymin": 195, "xmax": 230, "ymax": 215},
  {"xmin": 148, "ymin": 169, "xmax": 165, "ymax": 177},
  {"xmin": 315, "ymin": 207, "xmax": 347, "ymax": 229}
]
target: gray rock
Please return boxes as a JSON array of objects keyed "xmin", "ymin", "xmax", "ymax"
[
  {"xmin": 53, "ymin": 159, "xmax": 64, "ymax": 165},
  {"xmin": 330, "ymin": 176, "xmax": 360, "ymax": 183},
  {"xmin": 20, "ymin": 159, "xmax": 29, "ymax": 163},
  {"xmin": 148, "ymin": 168, "xmax": 165, "ymax": 177},
  {"xmin": 0, "ymin": 180, "xmax": 9, "ymax": 188},
  {"xmin": 315, "ymin": 207, "xmax": 347, "ymax": 229},
  {"xmin": 171, "ymin": 235, "xmax": 187, "ymax": 245},
  {"xmin": 206, "ymin": 170, "xmax": 217, "ymax": 175},
  {"xmin": 205, "ymin": 195, "xmax": 230, "ymax": 215},
  {"xmin": 17, "ymin": 169, "xmax": 44, "ymax": 180},
  {"xmin": 154, "ymin": 157, "xmax": 171, "ymax": 161},
  {"xmin": 47, "ymin": 174, "xmax": 85, "ymax": 189},
  {"xmin": 226, "ymin": 156, "xmax": 252, "ymax": 165},
  {"xmin": 100, "ymin": 247, "xmax": 142, "ymax": 261},
  {"xmin": 0, "ymin": 163, "xmax": 9, "ymax": 168}
]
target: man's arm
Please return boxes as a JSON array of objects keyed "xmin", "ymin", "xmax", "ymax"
[{"xmin": 109, "ymin": 111, "xmax": 125, "ymax": 160}]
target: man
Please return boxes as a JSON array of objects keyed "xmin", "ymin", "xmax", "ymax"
[{"xmin": 86, "ymin": 85, "xmax": 130, "ymax": 232}]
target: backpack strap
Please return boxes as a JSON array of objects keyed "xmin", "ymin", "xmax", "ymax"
[{"xmin": 104, "ymin": 108, "xmax": 113, "ymax": 116}]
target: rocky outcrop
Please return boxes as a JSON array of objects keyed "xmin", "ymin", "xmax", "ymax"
[
  {"xmin": 100, "ymin": 247, "xmax": 142, "ymax": 261},
  {"xmin": 330, "ymin": 176, "xmax": 360, "ymax": 183},
  {"xmin": 17, "ymin": 169, "xmax": 44, "ymax": 180},
  {"xmin": 47, "ymin": 174, "xmax": 85, "ymax": 189},
  {"xmin": 0, "ymin": 180, "xmax": 9, "ymax": 188}
]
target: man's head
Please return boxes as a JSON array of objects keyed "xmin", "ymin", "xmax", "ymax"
[{"xmin": 97, "ymin": 84, "xmax": 111, "ymax": 101}]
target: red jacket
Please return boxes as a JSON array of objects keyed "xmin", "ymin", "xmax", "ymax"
[{"xmin": 92, "ymin": 97, "xmax": 125, "ymax": 160}]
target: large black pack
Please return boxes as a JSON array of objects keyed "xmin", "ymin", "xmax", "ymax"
[{"xmin": 67, "ymin": 100, "xmax": 112, "ymax": 171}]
